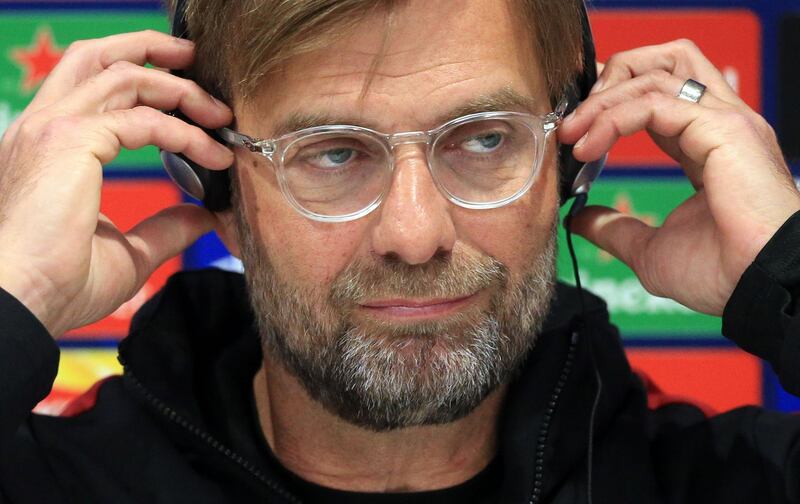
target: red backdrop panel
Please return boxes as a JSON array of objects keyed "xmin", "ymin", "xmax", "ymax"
[{"xmin": 626, "ymin": 348, "xmax": 762, "ymax": 413}]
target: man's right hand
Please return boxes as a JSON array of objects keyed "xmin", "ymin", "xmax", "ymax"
[{"xmin": 0, "ymin": 30, "xmax": 233, "ymax": 337}]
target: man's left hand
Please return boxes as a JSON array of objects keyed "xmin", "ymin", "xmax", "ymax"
[{"xmin": 558, "ymin": 39, "xmax": 800, "ymax": 316}]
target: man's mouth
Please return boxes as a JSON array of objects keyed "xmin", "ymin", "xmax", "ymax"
[{"xmin": 358, "ymin": 293, "xmax": 478, "ymax": 320}]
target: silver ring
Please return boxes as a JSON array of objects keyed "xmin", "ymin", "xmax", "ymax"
[{"xmin": 677, "ymin": 79, "xmax": 707, "ymax": 104}]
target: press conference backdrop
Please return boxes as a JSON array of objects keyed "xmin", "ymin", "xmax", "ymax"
[{"xmin": 0, "ymin": 0, "xmax": 796, "ymax": 414}]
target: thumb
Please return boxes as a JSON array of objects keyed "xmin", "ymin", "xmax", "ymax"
[
  {"xmin": 568, "ymin": 204, "xmax": 655, "ymax": 272},
  {"xmin": 124, "ymin": 203, "xmax": 216, "ymax": 285}
]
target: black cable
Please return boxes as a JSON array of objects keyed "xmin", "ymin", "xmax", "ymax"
[
  {"xmin": 563, "ymin": 193, "xmax": 589, "ymax": 316},
  {"xmin": 562, "ymin": 192, "xmax": 602, "ymax": 504}
]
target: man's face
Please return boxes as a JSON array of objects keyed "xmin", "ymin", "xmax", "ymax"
[{"xmin": 230, "ymin": 0, "xmax": 560, "ymax": 430}]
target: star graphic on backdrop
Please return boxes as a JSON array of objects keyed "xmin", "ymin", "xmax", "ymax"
[
  {"xmin": 10, "ymin": 28, "xmax": 64, "ymax": 92},
  {"xmin": 598, "ymin": 193, "xmax": 658, "ymax": 263}
]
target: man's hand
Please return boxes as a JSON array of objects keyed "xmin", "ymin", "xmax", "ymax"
[
  {"xmin": 558, "ymin": 39, "xmax": 800, "ymax": 316},
  {"xmin": 0, "ymin": 30, "xmax": 233, "ymax": 336}
]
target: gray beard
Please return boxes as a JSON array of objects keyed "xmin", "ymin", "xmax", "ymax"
[{"xmin": 236, "ymin": 207, "xmax": 557, "ymax": 431}]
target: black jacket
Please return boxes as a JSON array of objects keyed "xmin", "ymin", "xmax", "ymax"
[{"xmin": 3, "ymin": 211, "xmax": 800, "ymax": 503}]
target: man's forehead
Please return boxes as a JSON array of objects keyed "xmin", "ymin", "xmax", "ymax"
[
  {"xmin": 235, "ymin": 0, "xmax": 545, "ymax": 136},
  {"xmin": 269, "ymin": 87, "xmax": 539, "ymax": 137}
]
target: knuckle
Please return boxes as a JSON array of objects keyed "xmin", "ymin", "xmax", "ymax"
[
  {"xmin": 14, "ymin": 114, "xmax": 48, "ymax": 142},
  {"xmin": 3, "ymin": 115, "xmax": 27, "ymax": 141},
  {"xmin": 722, "ymin": 111, "xmax": 750, "ymax": 130},
  {"xmin": 644, "ymin": 69, "xmax": 671, "ymax": 87},
  {"xmin": 673, "ymin": 38, "xmax": 699, "ymax": 53},
  {"xmin": 595, "ymin": 108, "xmax": 618, "ymax": 132},
  {"xmin": 605, "ymin": 47, "xmax": 640, "ymax": 69},
  {"xmin": 127, "ymin": 106, "xmax": 162, "ymax": 125},
  {"xmin": 97, "ymin": 61, "xmax": 142, "ymax": 90},
  {"xmin": 715, "ymin": 111, "xmax": 759, "ymax": 138},
  {"xmin": 63, "ymin": 39, "xmax": 87, "ymax": 56},
  {"xmin": 751, "ymin": 114, "xmax": 775, "ymax": 137},
  {"xmin": 38, "ymin": 116, "xmax": 82, "ymax": 143},
  {"xmin": 643, "ymin": 91, "xmax": 664, "ymax": 106},
  {"xmin": 134, "ymin": 105, "xmax": 158, "ymax": 118},
  {"xmin": 604, "ymin": 53, "xmax": 622, "ymax": 68},
  {"xmin": 178, "ymin": 78, "xmax": 204, "ymax": 99},
  {"xmin": 106, "ymin": 59, "xmax": 137, "ymax": 73},
  {"xmin": 651, "ymin": 69, "xmax": 672, "ymax": 81},
  {"xmin": 608, "ymin": 112, "xmax": 628, "ymax": 135}
]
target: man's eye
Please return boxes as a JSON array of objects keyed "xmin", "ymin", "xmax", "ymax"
[
  {"xmin": 312, "ymin": 148, "xmax": 357, "ymax": 169},
  {"xmin": 462, "ymin": 133, "xmax": 504, "ymax": 154}
]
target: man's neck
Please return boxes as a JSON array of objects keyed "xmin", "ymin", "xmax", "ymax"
[{"xmin": 253, "ymin": 357, "xmax": 506, "ymax": 493}]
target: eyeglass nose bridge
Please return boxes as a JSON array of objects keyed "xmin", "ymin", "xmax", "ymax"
[{"xmin": 386, "ymin": 130, "xmax": 433, "ymax": 148}]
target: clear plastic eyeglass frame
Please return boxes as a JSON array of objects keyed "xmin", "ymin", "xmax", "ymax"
[{"xmin": 218, "ymin": 98, "xmax": 569, "ymax": 223}]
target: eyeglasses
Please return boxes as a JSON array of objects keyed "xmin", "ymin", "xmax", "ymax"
[{"xmin": 218, "ymin": 100, "xmax": 568, "ymax": 223}]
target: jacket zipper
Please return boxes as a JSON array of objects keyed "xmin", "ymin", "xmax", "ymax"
[
  {"xmin": 119, "ymin": 360, "xmax": 302, "ymax": 504},
  {"xmin": 528, "ymin": 330, "xmax": 580, "ymax": 504}
]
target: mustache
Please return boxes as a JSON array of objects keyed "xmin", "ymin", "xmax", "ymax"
[{"xmin": 328, "ymin": 250, "xmax": 509, "ymax": 307}]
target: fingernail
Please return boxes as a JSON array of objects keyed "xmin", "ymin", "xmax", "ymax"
[
  {"xmin": 575, "ymin": 133, "xmax": 588, "ymax": 149},
  {"xmin": 562, "ymin": 111, "xmax": 576, "ymax": 124},
  {"xmin": 175, "ymin": 37, "xmax": 194, "ymax": 46},
  {"xmin": 216, "ymin": 144, "xmax": 234, "ymax": 162},
  {"xmin": 211, "ymin": 95, "xmax": 229, "ymax": 110},
  {"xmin": 590, "ymin": 79, "xmax": 604, "ymax": 94}
]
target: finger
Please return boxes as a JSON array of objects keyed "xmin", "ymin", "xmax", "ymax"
[
  {"xmin": 62, "ymin": 61, "xmax": 231, "ymax": 129},
  {"xmin": 568, "ymin": 205, "xmax": 656, "ymax": 273},
  {"xmin": 1, "ymin": 109, "xmax": 231, "ymax": 239},
  {"xmin": 560, "ymin": 69, "xmax": 728, "ymax": 146},
  {"xmin": 595, "ymin": 39, "xmax": 743, "ymax": 108},
  {"xmin": 124, "ymin": 204, "xmax": 216, "ymax": 289},
  {"xmin": 570, "ymin": 92, "xmax": 715, "ymax": 189},
  {"xmin": 25, "ymin": 30, "xmax": 197, "ymax": 117},
  {"xmin": 22, "ymin": 106, "xmax": 233, "ymax": 172},
  {"xmin": 91, "ymin": 107, "xmax": 234, "ymax": 169}
]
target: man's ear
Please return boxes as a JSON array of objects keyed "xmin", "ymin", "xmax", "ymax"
[{"xmin": 214, "ymin": 209, "xmax": 242, "ymax": 258}]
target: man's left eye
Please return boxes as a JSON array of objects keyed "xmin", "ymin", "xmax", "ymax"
[
  {"xmin": 462, "ymin": 133, "xmax": 504, "ymax": 153},
  {"xmin": 318, "ymin": 148, "xmax": 356, "ymax": 168}
]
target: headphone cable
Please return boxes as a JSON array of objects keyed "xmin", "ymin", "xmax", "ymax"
[{"xmin": 563, "ymin": 192, "xmax": 603, "ymax": 504}]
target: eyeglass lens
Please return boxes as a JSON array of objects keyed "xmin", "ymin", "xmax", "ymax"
[{"xmin": 280, "ymin": 116, "xmax": 539, "ymax": 218}]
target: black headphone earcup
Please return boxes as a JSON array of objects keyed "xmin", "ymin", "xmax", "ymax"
[
  {"xmin": 558, "ymin": 79, "xmax": 589, "ymax": 205},
  {"xmin": 167, "ymin": 0, "xmax": 232, "ymax": 212},
  {"xmin": 559, "ymin": 142, "xmax": 583, "ymax": 204},
  {"xmin": 558, "ymin": 1, "xmax": 603, "ymax": 207},
  {"xmin": 160, "ymin": 150, "xmax": 232, "ymax": 212}
]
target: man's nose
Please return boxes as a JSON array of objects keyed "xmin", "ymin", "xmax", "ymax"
[{"xmin": 370, "ymin": 146, "xmax": 456, "ymax": 265}]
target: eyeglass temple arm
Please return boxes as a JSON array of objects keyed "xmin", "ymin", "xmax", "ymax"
[
  {"xmin": 217, "ymin": 127, "xmax": 274, "ymax": 155},
  {"xmin": 543, "ymin": 98, "xmax": 570, "ymax": 134}
]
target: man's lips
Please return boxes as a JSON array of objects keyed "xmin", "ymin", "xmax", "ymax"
[{"xmin": 359, "ymin": 294, "xmax": 477, "ymax": 319}]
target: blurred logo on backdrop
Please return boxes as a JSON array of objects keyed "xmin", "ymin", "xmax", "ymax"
[
  {"xmin": 0, "ymin": 12, "xmax": 168, "ymax": 167},
  {"xmin": 10, "ymin": 27, "xmax": 63, "ymax": 92}
]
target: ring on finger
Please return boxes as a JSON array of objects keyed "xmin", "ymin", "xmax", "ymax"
[{"xmin": 676, "ymin": 79, "xmax": 707, "ymax": 104}]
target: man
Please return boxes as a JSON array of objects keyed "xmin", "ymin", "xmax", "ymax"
[{"xmin": 1, "ymin": 0, "xmax": 800, "ymax": 502}]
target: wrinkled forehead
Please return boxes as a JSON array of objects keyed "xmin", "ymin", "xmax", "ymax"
[{"xmin": 236, "ymin": 0, "xmax": 547, "ymax": 136}]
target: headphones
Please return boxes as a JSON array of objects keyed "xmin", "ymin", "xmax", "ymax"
[{"xmin": 161, "ymin": 0, "xmax": 605, "ymax": 212}]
